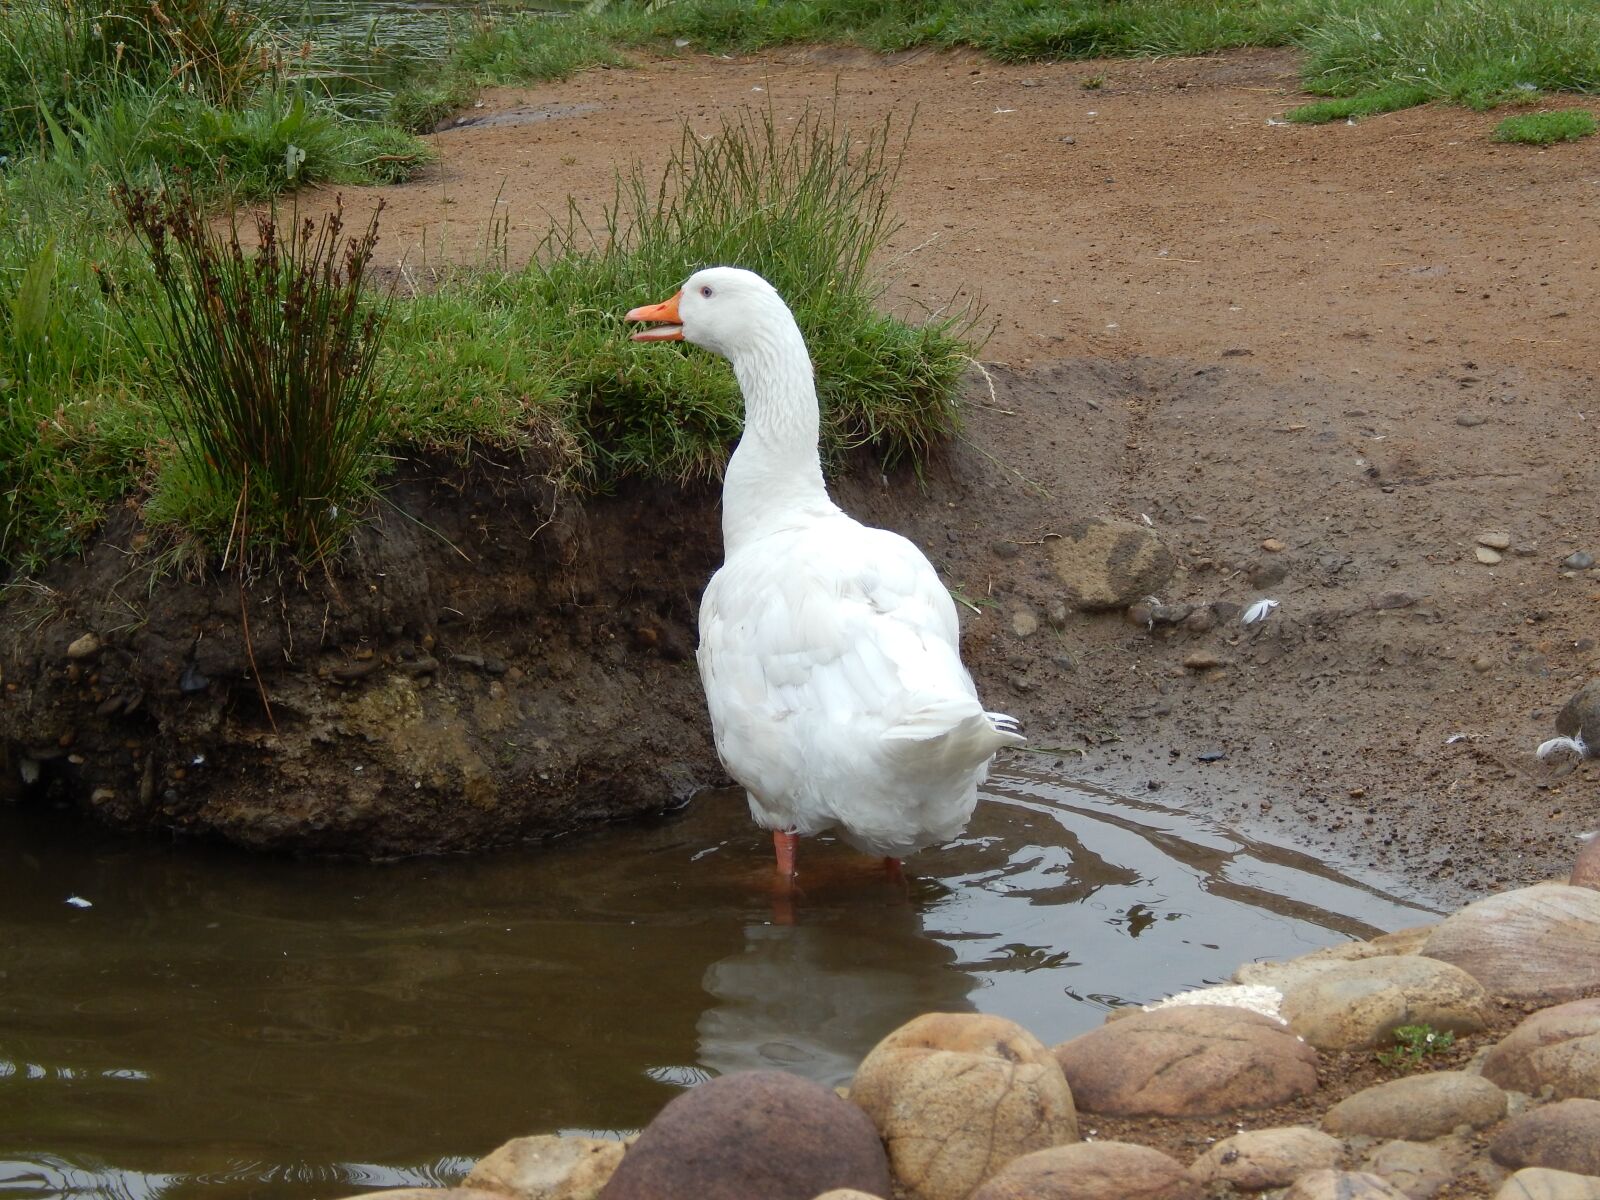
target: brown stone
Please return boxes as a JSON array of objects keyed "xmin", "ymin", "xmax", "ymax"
[
  {"xmin": 1188, "ymin": 1126, "xmax": 1345, "ymax": 1190},
  {"xmin": 1573, "ymin": 838, "xmax": 1600, "ymax": 892},
  {"xmin": 1483, "ymin": 999, "xmax": 1600, "ymax": 1100},
  {"xmin": 1280, "ymin": 956, "xmax": 1489, "ymax": 1050},
  {"xmin": 1052, "ymin": 1004, "xmax": 1317, "ymax": 1117},
  {"xmin": 1362, "ymin": 1139, "xmax": 1460, "ymax": 1200},
  {"xmin": 1322, "ymin": 1072, "xmax": 1506, "ymax": 1140},
  {"xmin": 1490, "ymin": 1099, "xmax": 1600, "ymax": 1176},
  {"xmin": 1284, "ymin": 1169, "xmax": 1410, "ymax": 1200},
  {"xmin": 1495, "ymin": 1167, "xmax": 1600, "ymax": 1200},
  {"xmin": 596, "ymin": 1071, "xmax": 890, "ymax": 1200},
  {"xmin": 970, "ymin": 1141, "xmax": 1198, "ymax": 1200},
  {"xmin": 850, "ymin": 1013, "xmax": 1078, "ymax": 1200},
  {"xmin": 1422, "ymin": 886, "xmax": 1600, "ymax": 1002},
  {"xmin": 465, "ymin": 1134, "xmax": 625, "ymax": 1199},
  {"xmin": 1050, "ymin": 517, "xmax": 1175, "ymax": 611}
]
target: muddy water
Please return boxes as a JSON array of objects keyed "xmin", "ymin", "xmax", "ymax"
[{"xmin": 0, "ymin": 767, "xmax": 1437, "ymax": 1200}]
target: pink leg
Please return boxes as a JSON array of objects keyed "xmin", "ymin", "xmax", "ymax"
[
  {"xmin": 883, "ymin": 856, "xmax": 904, "ymax": 882},
  {"xmin": 773, "ymin": 830, "xmax": 799, "ymax": 878}
]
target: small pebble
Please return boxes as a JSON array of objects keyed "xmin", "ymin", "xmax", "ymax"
[
  {"xmin": 1261, "ymin": 538, "xmax": 1287, "ymax": 552},
  {"xmin": 1475, "ymin": 546, "xmax": 1502, "ymax": 565},
  {"xmin": 1473, "ymin": 656, "xmax": 1493, "ymax": 673},
  {"xmin": 66, "ymin": 633, "xmax": 101, "ymax": 660},
  {"xmin": 1184, "ymin": 650, "xmax": 1226, "ymax": 671},
  {"xmin": 1563, "ymin": 551, "xmax": 1595, "ymax": 570},
  {"xmin": 1476, "ymin": 530, "xmax": 1512, "ymax": 551},
  {"xmin": 1456, "ymin": 413, "xmax": 1487, "ymax": 427}
]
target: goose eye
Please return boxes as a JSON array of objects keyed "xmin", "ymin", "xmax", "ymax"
[{"xmin": 700, "ymin": 285, "xmax": 713, "ymax": 298}]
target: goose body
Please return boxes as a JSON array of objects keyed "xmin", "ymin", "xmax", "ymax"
[{"xmin": 627, "ymin": 267, "xmax": 1023, "ymax": 870}]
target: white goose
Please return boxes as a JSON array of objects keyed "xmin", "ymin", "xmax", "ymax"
[{"xmin": 626, "ymin": 267, "xmax": 1023, "ymax": 880}]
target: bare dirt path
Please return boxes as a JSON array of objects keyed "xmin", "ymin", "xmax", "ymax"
[{"xmin": 321, "ymin": 46, "xmax": 1600, "ymax": 902}]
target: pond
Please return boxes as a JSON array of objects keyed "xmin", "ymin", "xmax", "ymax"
[{"xmin": 0, "ymin": 766, "xmax": 1438, "ymax": 1200}]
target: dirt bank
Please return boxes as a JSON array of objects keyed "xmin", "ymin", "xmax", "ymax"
[{"xmin": 4, "ymin": 47, "xmax": 1596, "ymax": 900}]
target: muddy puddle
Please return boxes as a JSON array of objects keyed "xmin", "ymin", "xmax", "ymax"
[{"xmin": 0, "ymin": 767, "xmax": 1439, "ymax": 1200}]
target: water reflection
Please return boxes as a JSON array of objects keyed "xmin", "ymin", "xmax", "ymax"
[{"xmin": 0, "ymin": 767, "xmax": 1439, "ymax": 1200}]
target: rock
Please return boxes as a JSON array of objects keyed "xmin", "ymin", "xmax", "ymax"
[
  {"xmin": 1252, "ymin": 557, "xmax": 1291, "ymax": 587},
  {"xmin": 1011, "ymin": 608, "xmax": 1039, "ymax": 638},
  {"xmin": 1362, "ymin": 1140, "xmax": 1459, "ymax": 1200},
  {"xmin": 1045, "ymin": 599, "xmax": 1069, "ymax": 629},
  {"xmin": 1368, "ymin": 924, "xmax": 1438, "ymax": 955},
  {"xmin": 1284, "ymin": 1169, "xmax": 1410, "ymax": 1200},
  {"xmin": 1181, "ymin": 606, "xmax": 1216, "ymax": 634},
  {"xmin": 849, "ymin": 1013, "xmax": 1077, "ymax": 1200},
  {"xmin": 1496, "ymin": 1167, "xmax": 1600, "ymax": 1200},
  {"xmin": 1563, "ymin": 552, "xmax": 1596, "ymax": 571},
  {"xmin": 991, "ymin": 540, "xmax": 1021, "ymax": 560},
  {"xmin": 1052, "ymin": 1004, "xmax": 1316, "ymax": 1117},
  {"xmin": 1236, "ymin": 940, "xmax": 1396, "ymax": 991},
  {"xmin": 1262, "ymin": 538, "xmax": 1287, "ymax": 552},
  {"xmin": 1049, "ymin": 517, "xmax": 1175, "ymax": 611},
  {"xmin": 466, "ymin": 1135, "xmax": 625, "ymax": 1200},
  {"xmin": 812, "ymin": 1193, "xmax": 887, "ymax": 1200},
  {"xmin": 1370, "ymin": 590, "xmax": 1418, "ymax": 611},
  {"xmin": 969, "ymin": 1141, "xmax": 1198, "ymax": 1200},
  {"xmin": 1188, "ymin": 1127, "xmax": 1345, "ymax": 1190},
  {"xmin": 1574, "ymin": 838, "xmax": 1600, "ymax": 892},
  {"xmin": 1183, "ymin": 650, "xmax": 1226, "ymax": 671},
  {"xmin": 65, "ymin": 632, "xmax": 101, "ymax": 659},
  {"xmin": 1478, "ymin": 531, "xmax": 1513, "ymax": 551},
  {"xmin": 1477, "ymin": 546, "xmax": 1504, "ymax": 565},
  {"xmin": 1490, "ymin": 1099, "xmax": 1600, "ymax": 1175},
  {"xmin": 1421, "ymin": 885, "xmax": 1600, "ymax": 1002},
  {"xmin": 1279, "ymin": 955, "xmax": 1490, "ymax": 1050},
  {"xmin": 1457, "ymin": 413, "xmax": 1487, "ymax": 427},
  {"xmin": 1482, "ymin": 999, "xmax": 1600, "ymax": 1099},
  {"xmin": 1550, "ymin": 681, "xmax": 1600, "ymax": 752},
  {"xmin": 596, "ymin": 1071, "xmax": 890, "ymax": 1200},
  {"xmin": 336, "ymin": 1192, "xmax": 509, "ymax": 1200},
  {"xmin": 1321, "ymin": 1072, "xmax": 1506, "ymax": 1140}
]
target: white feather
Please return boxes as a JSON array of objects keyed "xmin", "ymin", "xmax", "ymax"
[
  {"xmin": 1537, "ymin": 734, "xmax": 1589, "ymax": 763},
  {"xmin": 647, "ymin": 266, "xmax": 1025, "ymax": 860},
  {"xmin": 1242, "ymin": 598, "xmax": 1280, "ymax": 625}
]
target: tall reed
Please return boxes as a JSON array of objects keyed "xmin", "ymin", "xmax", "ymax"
[{"xmin": 116, "ymin": 184, "xmax": 391, "ymax": 562}]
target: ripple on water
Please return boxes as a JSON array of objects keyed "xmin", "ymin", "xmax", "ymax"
[{"xmin": 0, "ymin": 766, "xmax": 1438, "ymax": 1199}]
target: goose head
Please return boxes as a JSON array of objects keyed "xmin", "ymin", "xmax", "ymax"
[{"xmin": 625, "ymin": 266, "xmax": 797, "ymax": 361}]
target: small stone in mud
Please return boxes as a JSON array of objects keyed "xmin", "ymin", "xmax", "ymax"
[
  {"xmin": 1476, "ymin": 546, "xmax": 1503, "ymax": 565},
  {"xmin": 1457, "ymin": 413, "xmax": 1487, "ymax": 427},
  {"xmin": 1011, "ymin": 608, "xmax": 1039, "ymax": 638},
  {"xmin": 1251, "ymin": 557, "xmax": 1290, "ymax": 587},
  {"xmin": 178, "ymin": 662, "xmax": 210, "ymax": 693},
  {"xmin": 1009, "ymin": 674, "xmax": 1034, "ymax": 693},
  {"xmin": 1045, "ymin": 599, "xmax": 1068, "ymax": 629},
  {"xmin": 1127, "ymin": 602, "xmax": 1153, "ymax": 628},
  {"xmin": 1370, "ymin": 590, "xmax": 1417, "ymax": 610},
  {"xmin": 1477, "ymin": 531, "xmax": 1513, "ymax": 551},
  {"xmin": 1184, "ymin": 651, "xmax": 1225, "ymax": 671},
  {"xmin": 1211, "ymin": 600, "xmax": 1243, "ymax": 623},
  {"xmin": 1473, "ymin": 656, "xmax": 1494, "ymax": 673},
  {"xmin": 1182, "ymin": 607, "xmax": 1216, "ymax": 634},
  {"xmin": 1261, "ymin": 538, "xmax": 1287, "ymax": 552},
  {"xmin": 1197, "ymin": 749, "xmax": 1227, "ymax": 763},
  {"xmin": 1563, "ymin": 551, "xmax": 1595, "ymax": 570},
  {"xmin": 991, "ymin": 539, "xmax": 1021, "ymax": 560},
  {"xmin": 66, "ymin": 633, "xmax": 101, "ymax": 660}
]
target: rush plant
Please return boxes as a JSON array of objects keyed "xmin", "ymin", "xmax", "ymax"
[{"xmin": 115, "ymin": 184, "xmax": 391, "ymax": 563}]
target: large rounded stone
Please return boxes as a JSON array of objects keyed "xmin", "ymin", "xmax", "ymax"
[
  {"xmin": 1049, "ymin": 517, "xmax": 1174, "ymax": 611},
  {"xmin": 465, "ymin": 1135, "xmax": 626, "ymax": 1199},
  {"xmin": 1322, "ymin": 1072, "xmax": 1506, "ymax": 1141},
  {"xmin": 1284, "ymin": 1169, "xmax": 1410, "ymax": 1200},
  {"xmin": 1279, "ymin": 956, "xmax": 1489, "ymax": 1050},
  {"xmin": 849, "ymin": 1013, "xmax": 1077, "ymax": 1200},
  {"xmin": 336, "ymin": 1192, "xmax": 507, "ymax": 1200},
  {"xmin": 596, "ymin": 1071, "xmax": 890, "ymax": 1200},
  {"xmin": 1573, "ymin": 837, "xmax": 1600, "ymax": 892},
  {"xmin": 1362, "ymin": 1139, "xmax": 1460, "ymax": 1200},
  {"xmin": 1422, "ymin": 885, "xmax": 1600, "ymax": 1002},
  {"xmin": 1490, "ymin": 1099, "xmax": 1600, "ymax": 1176},
  {"xmin": 1188, "ymin": 1127, "xmax": 1345, "ymax": 1190},
  {"xmin": 969, "ymin": 1141, "xmax": 1198, "ymax": 1200},
  {"xmin": 1052, "ymin": 1004, "xmax": 1317, "ymax": 1117},
  {"xmin": 1496, "ymin": 1167, "xmax": 1600, "ymax": 1200},
  {"xmin": 1483, "ymin": 999, "xmax": 1600, "ymax": 1099}
]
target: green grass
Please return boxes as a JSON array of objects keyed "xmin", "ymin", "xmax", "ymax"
[
  {"xmin": 379, "ymin": 0, "xmax": 1600, "ymax": 132},
  {"xmin": 1494, "ymin": 108, "xmax": 1597, "ymax": 144},
  {"xmin": 384, "ymin": 106, "xmax": 973, "ymax": 486}
]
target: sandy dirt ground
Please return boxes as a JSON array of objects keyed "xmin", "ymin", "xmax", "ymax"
[{"xmin": 311, "ymin": 45, "xmax": 1600, "ymax": 905}]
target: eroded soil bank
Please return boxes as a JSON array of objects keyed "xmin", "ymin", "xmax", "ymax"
[{"xmin": 3, "ymin": 47, "xmax": 1597, "ymax": 901}]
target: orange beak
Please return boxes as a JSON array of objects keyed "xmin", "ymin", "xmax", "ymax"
[{"xmin": 625, "ymin": 290, "xmax": 684, "ymax": 341}]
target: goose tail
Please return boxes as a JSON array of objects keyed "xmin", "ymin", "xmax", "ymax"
[{"xmin": 881, "ymin": 698, "xmax": 1025, "ymax": 775}]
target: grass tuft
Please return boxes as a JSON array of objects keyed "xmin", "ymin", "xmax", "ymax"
[
  {"xmin": 115, "ymin": 185, "xmax": 392, "ymax": 563},
  {"xmin": 1493, "ymin": 108, "xmax": 1597, "ymax": 144},
  {"xmin": 1284, "ymin": 83, "xmax": 1433, "ymax": 124}
]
